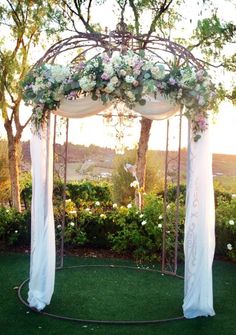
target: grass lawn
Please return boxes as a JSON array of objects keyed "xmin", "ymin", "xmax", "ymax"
[{"xmin": 0, "ymin": 252, "xmax": 235, "ymax": 335}]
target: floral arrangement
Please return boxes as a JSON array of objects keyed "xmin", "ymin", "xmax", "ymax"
[{"xmin": 22, "ymin": 50, "xmax": 217, "ymax": 140}]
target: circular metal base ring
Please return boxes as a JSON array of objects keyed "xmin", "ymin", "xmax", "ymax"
[{"xmin": 18, "ymin": 264, "xmax": 185, "ymax": 325}]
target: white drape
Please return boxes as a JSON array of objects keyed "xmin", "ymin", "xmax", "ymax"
[
  {"xmin": 28, "ymin": 114, "xmax": 55, "ymax": 311},
  {"xmin": 183, "ymin": 125, "xmax": 215, "ymax": 318},
  {"xmin": 54, "ymin": 94, "xmax": 178, "ymax": 120}
]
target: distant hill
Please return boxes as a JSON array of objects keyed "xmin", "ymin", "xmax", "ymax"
[{"xmin": 21, "ymin": 141, "xmax": 236, "ymax": 192}]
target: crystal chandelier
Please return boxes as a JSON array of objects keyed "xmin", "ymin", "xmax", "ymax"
[{"xmin": 103, "ymin": 103, "xmax": 138, "ymax": 154}]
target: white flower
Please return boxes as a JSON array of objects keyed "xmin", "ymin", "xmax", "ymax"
[
  {"xmin": 104, "ymin": 82, "xmax": 115, "ymax": 93},
  {"xmin": 111, "ymin": 52, "xmax": 122, "ymax": 65},
  {"xmin": 113, "ymin": 203, "xmax": 118, "ymax": 208},
  {"xmin": 32, "ymin": 77, "xmax": 44, "ymax": 93},
  {"xmin": 57, "ymin": 225, "xmax": 61, "ymax": 229},
  {"xmin": 125, "ymin": 75, "xmax": 135, "ymax": 84},
  {"xmin": 14, "ymin": 230, "xmax": 18, "ymax": 234},
  {"xmin": 141, "ymin": 220, "xmax": 147, "ymax": 226},
  {"xmin": 119, "ymin": 69, "xmax": 127, "ymax": 77},
  {"xmin": 85, "ymin": 208, "xmax": 90, "ymax": 212},
  {"xmin": 69, "ymin": 222, "xmax": 75, "ymax": 227},
  {"xmin": 100, "ymin": 214, "xmax": 106, "ymax": 219},
  {"xmin": 69, "ymin": 210, "xmax": 77, "ymax": 214},
  {"xmin": 104, "ymin": 64, "xmax": 114, "ymax": 77},
  {"xmin": 65, "ymin": 199, "xmax": 71, "ymax": 203},
  {"xmin": 151, "ymin": 66, "xmax": 165, "ymax": 80},
  {"xmin": 158, "ymin": 224, "xmax": 162, "ymax": 228},
  {"xmin": 158, "ymin": 215, "xmax": 163, "ymax": 220},
  {"xmin": 227, "ymin": 243, "xmax": 233, "ymax": 251},
  {"xmin": 110, "ymin": 76, "xmax": 119, "ymax": 85},
  {"xmin": 126, "ymin": 90, "xmax": 136, "ymax": 101},
  {"xmin": 127, "ymin": 204, "xmax": 132, "ymax": 209},
  {"xmin": 6, "ymin": 209, "xmax": 9, "ymax": 213},
  {"xmin": 95, "ymin": 201, "xmax": 100, "ymax": 206},
  {"xmin": 50, "ymin": 65, "xmax": 70, "ymax": 83},
  {"xmin": 130, "ymin": 180, "xmax": 139, "ymax": 188},
  {"xmin": 79, "ymin": 77, "xmax": 96, "ymax": 91},
  {"xmin": 139, "ymin": 214, "xmax": 144, "ymax": 218},
  {"xmin": 229, "ymin": 220, "xmax": 235, "ymax": 225}
]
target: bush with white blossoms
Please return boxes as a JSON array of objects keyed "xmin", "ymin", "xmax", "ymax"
[{"xmin": 22, "ymin": 50, "xmax": 217, "ymax": 139}]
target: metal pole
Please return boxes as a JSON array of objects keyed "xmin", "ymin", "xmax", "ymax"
[
  {"xmin": 174, "ymin": 108, "xmax": 183, "ymax": 274},
  {"xmin": 162, "ymin": 119, "xmax": 169, "ymax": 273},
  {"xmin": 60, "ymin": 118, "xmax": 69, "ymax": 268},
  {"xmin": 53, "ymin": 115, "xmax": 57, "ymax": 176}
]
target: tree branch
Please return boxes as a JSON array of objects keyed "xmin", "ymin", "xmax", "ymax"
[
  {"xmin": 86, "ymin": 0, "xmax": 93, "ymax": 25},
  {"xmin": 143, "ymin": 0, "xmax": 174, "ymax": 48},
  {"xmin": 73, "ymin": 0, "xmax": 95, "ymax": 33},
  {"xmin": 128, "ymin": 0, "xmax": 140, "ymax": 36},
  {"xmin": 6, "ymin": 0, "xmax": 21, "ymax": 25}
]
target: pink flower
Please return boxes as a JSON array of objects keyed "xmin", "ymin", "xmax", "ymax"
[
  {"xmin": 169, "ymin": 77, "xmax": 176, "ymax": 85},
  {"xmin": 132, "ymin": 80, "xmax": 139, "ymax": 87},
  {"xmin": 102, "ymin": 53, "xmax": 110, "ymax": 63},
  {"xmin": 101, "ymin": 72, "xmax": 110, "ymax": 80}
]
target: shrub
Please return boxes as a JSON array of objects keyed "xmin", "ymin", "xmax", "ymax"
[
  {"xmin": 108, "ymin": 195, "xmax": 185, "ymax": 262},
  {"xmin": 0, "ymin": 207, "xmax": 30, "ymax": 248},
  {"xmin": 215, "ymin": 198, "xmax": 236, "ymax": 261}
]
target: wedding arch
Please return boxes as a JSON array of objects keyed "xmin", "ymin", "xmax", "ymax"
[{"xmin": 20, "ymin": 28, "xmax": 216, "ymax": 321}]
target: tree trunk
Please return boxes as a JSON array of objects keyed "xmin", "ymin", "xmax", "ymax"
[
  {"xmin": 5, "ymin": 123, "xmax": 21, "ymax": 212},
  {"xmin": 135, "ymin": 117, "xmax": 153, "ymax": 208}
]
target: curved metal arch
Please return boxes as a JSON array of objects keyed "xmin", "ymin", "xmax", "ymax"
[{"xmin": 35, "ymin": 30, "xmax": 204, "ymax": 70}]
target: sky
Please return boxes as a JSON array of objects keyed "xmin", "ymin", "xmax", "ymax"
[{"xmin": 0, "ymin": 0, "xmax": 236, "ymax": 154}]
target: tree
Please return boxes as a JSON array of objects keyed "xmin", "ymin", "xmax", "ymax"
[
  {"xmin": 0, "ymin": 0, "xmax": 67, "ymax": 211},
  {"xmin": 0, "ymin": 139, "xmax": 11, "ymax": 205}
]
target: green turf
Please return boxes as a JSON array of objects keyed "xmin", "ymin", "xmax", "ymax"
[{"xmin": 0, "ymin": 252, "xmax": 236, "ymax": 335}]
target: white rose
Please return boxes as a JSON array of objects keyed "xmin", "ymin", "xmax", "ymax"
[
  {"xmin": 110, "ymin": 76, "xmax": 119, "ymax": 85},
  {"xmin": 125, "ymin": 75, "xmax": 135, "ymax": 84},
  {"xmin": 104, "ymin": 82, "xmax": 115, "ymax": 93},
  {"xmin": 227, "ymin": 243, "xmax": 233, "ymax": 251},
  {"xmin": 119, "ymin": 69, "xmax": 127, "ymax": 77}
]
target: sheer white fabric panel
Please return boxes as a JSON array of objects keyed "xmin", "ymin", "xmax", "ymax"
[
  {"xmin": 183, "ymin": 124, "xmax": 215, "ymax": 318},
  {"xmin": 134, "ymin": 94, "xmax": 179, "ymax": 120},
  {"xmin": 55, "ymin": 96, "xmax": 111, "ymax": 118},
  {"xmin": 54, "ymin": 94, "xmax": 178, "ymax": 120},
  {"xmin": 28, "ymin": 115, "xmax": 55, "ymax": 311}
]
